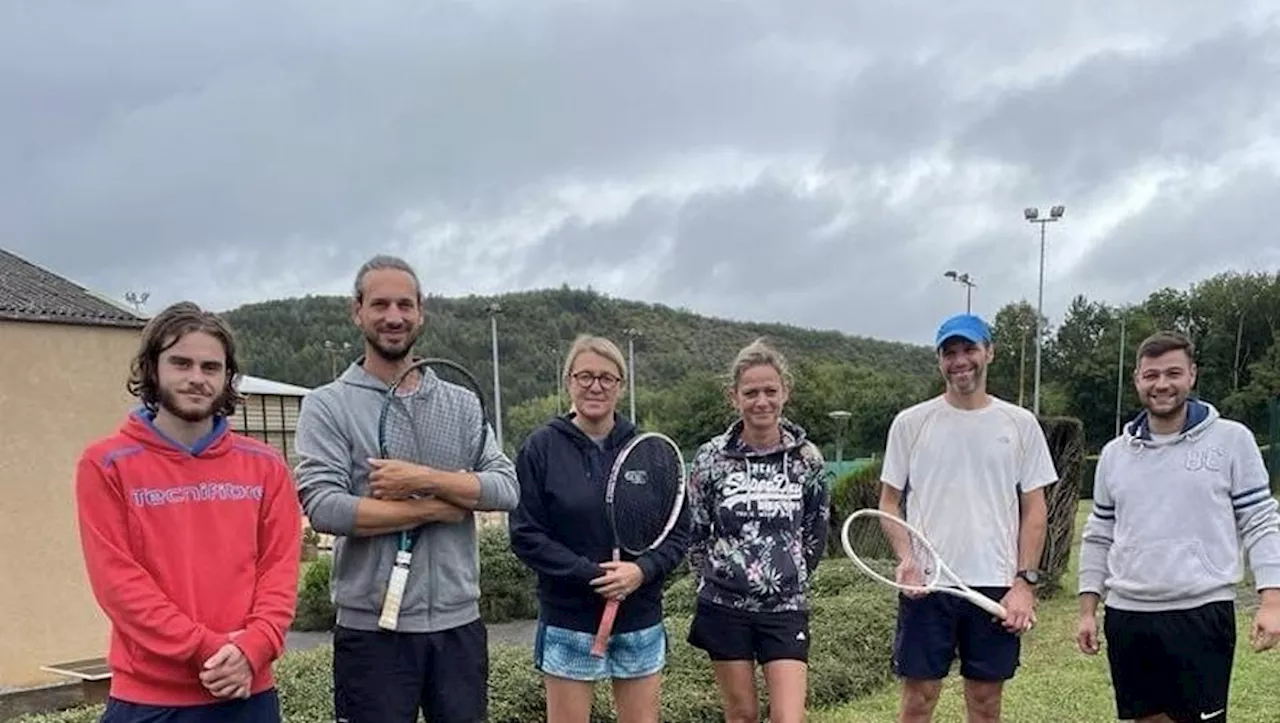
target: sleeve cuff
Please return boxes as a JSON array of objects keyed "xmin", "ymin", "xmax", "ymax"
[
  {"xmin": 635, "ymin": 555, "xmax": 658, "ymax": 583},
  {"xmin": 575, "ymin": 557, "xmax": 605, "ymax": 584},
  {"xmin": 476, "ymin": 471, "xmax": 518, "ymax": 512},
  {"xmin": 1253, "ymin": 564, "xmax": 1280, "ymax": 591},
  {"xmin": 232, "ymin": 627, "xmax": 277, "ymax": 676},
  {"xmin": 195, "ymin": 629, "xmax": 231, "ymax": 667}
]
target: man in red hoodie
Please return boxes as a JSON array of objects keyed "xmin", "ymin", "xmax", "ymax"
[{"xmin": 74, "ymin": 301, "xmax": 302, "ymax": 722}]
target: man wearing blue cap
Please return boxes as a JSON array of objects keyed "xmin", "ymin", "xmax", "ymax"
[{"xmin": 877, "ymin": 313, "xmax": 1058, "ymax": 723}]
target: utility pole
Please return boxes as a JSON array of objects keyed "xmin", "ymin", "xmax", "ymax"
[
  {"xmin": 1024, "ymin": 205, "xmax": 1066, "ymax": 416},
  {"xmin": 486, "ymin": 303, "xmax": 504, "ymax": 451},
  {"xmin": 623, "ymin": 328, "xmax": 640, "ymax": 423},
  {"xmin": 943, "ymin": 270, "xmax": 976, "ymax": 313},
  {"xmin": 1115, "ymin": 313, "xmax": 1126, "ymax": 438}
]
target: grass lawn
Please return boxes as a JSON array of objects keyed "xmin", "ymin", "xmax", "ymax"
[{"xmin": 813, "ymin": 501, "xmax": 1280, "ymax": 722}]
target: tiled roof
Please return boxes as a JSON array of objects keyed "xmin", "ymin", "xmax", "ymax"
[{"xmin": 0, "ymin": 248, "xmax": 147, "ymax": 328}]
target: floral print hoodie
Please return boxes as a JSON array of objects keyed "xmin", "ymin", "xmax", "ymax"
[{"xmin": 687, "ymin": 417, "xmax": 831, "ymax": 613}]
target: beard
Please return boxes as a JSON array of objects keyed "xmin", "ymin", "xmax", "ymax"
[
  {"xmin": 158, "ymin": 386, "xmax": 217, "ymax": 423},
  {"xmin": 946, "ymin": 365, "xmax": 985, "ymax": 394},
  {"xmin": 1143, "ymin": 389, "xmax": 1189, "ymax": 419},
  {"xmin": 365, "ymin": 323, "xmax": 422, "ymax": 362}
]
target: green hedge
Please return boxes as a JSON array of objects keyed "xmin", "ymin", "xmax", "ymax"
[
  {"xmin": 292, "ymin": 555, "xmax": 335, "ymax": 632},
  {"xmin": 290, "ymin": 524, "xmax": 539, "ymax": 633},
  {"xmin": 17, "ymin": 559, "xmax": 898, "ymax": 723},
  {"xmin": 825, "ymin": 459, "xmax": 883, "ymax": 557}
]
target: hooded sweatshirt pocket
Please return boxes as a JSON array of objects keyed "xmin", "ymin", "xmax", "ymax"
[{"xmin": 1108, "ymin": 539, "xmax": 1234, "ymax": 602}]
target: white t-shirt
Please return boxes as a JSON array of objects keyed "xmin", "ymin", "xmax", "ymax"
[{"xmin": 880, "ymin": 395, "xmax": 1059, "ymax": 587}]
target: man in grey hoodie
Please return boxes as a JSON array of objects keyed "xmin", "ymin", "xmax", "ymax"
[
  {"xmin": 1077, "ymin": 330, "xmax": 1280, "ymax": 723},
  {"xmin": 293, "ymin": 255, "xmax": 519, "ymax": 723}
]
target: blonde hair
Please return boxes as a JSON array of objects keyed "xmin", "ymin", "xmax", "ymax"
[
  {"xmin": 561, "ymin": 334, "xmax": 628, "ymax": 383},
  {"xmin": 728, "ymin": 337, "xmax": 792, "ymax": 389}
]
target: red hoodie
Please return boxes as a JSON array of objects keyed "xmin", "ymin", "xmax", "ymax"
[{"xmin": 75, "ymin": 409, "xmax": 302, "ymax": 706}]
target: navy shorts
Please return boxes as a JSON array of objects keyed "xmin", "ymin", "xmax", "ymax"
[
  {"xmin": 332, "ymin": 619, "xmax": 488, "ymax": 723},
  {"xmin": 687, "ymin": 599, "xmax": 810, "ymax": 664},
  {"xmin": 99, "ymin": 690, "xmax": 280, "ymax": 722},
  {"xmin": 892, "ymin": 587, "xmax": 1019, "ymax": 682}
]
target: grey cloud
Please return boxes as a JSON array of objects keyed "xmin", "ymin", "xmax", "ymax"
[
  {"xmin": 1072, "ymin": 167, "xmax": 1280, "ymax": 303},
  {"xmin": 0, "ymin": 1, "xmax": 1275, "ymax": 344}
]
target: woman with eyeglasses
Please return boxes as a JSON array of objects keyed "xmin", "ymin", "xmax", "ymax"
[{"xmin": 509, "ymin": 334, "xmax": 690, "ymax": 723}]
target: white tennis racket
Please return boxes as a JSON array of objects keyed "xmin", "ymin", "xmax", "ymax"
[{"xmin": 840, "ymin": 508, "xmax": 1007, "ymax": 620}]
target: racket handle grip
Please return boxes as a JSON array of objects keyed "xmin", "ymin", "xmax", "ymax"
[
  {"xmin": 590, "ymin": 598, "xmax": 620, "ymax": 658},
  {"xmin": 377, "ymin": 552, "xmax": 413, "ymax": 631},
  {"xmin": 976, "ymin": 594, "xmax": 1008, "ymax": 620}
]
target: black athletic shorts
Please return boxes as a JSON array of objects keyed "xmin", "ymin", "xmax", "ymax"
[
  {"xmin": 686, "ymin": 598, "xmax": 810, "ymax": 664},
  {"xmin": 1104, "ymin": 601, "xmax": 1235, "ymax": 723},
  {"xmin": 332, "ymin": 619, "xmax": 489, "ymax": 723},
  {"xmin": 892, "ymin": 587, "xmax": 1020, "ymax": 682}
]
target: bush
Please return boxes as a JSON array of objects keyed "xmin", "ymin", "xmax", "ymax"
[
  {"xmin": 1037, "ymin": 415, "xmax": 1086, "ymax": 598},
  {"xmin": 478, "ymin": 524, "xmax": 539, "ymax": 623},
  {"xmin": 292, "ymin": 555, "xmax": 335, "ymax": 632},
  {"xmin": 16, "ymin": 559, "xmax": 898, "ymax": 723},
  {"xmin": 825, "ymin": 459, "xmax": 884, "ymax": 557},
  {"xmin": 286, "ymin": 524, "xmax": 539, "ymax": 632}
]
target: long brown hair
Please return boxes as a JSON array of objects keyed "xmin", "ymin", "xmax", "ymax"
[{"xmin": 127, "ymin": 301, "xmax": 243, "ymax": 417}]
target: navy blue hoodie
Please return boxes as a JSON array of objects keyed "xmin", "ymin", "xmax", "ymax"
[{"xmin": 508, "ymin": 413, "xmax": 691, "ymax": 634}]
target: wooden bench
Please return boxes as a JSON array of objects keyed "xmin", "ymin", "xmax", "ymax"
[{"xmin": 40, "ymin": 657, "xmax": 112, "ymax": 705}]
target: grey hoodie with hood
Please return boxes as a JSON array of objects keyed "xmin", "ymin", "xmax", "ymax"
[
  {"xmin": 293, "ymin": 360, "xmax": 519, "ymax": 633},
  {"xmin": 1079, "ymin": 399, "xmax": 1280, "ymax": 612}
]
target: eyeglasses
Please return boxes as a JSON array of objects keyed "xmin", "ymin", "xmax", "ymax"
[{"xmin": 570, "ymin": 371, "xmax": 622, "ymax": 390}]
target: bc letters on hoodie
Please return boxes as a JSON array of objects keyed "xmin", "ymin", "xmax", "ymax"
[
  {"xmin": 1079, "ymin": 400, "xmax": 1280, "ymax": 612},
  {"xmin": 687, "ymin": 418, "xmax": 831, "ymax": 614}
]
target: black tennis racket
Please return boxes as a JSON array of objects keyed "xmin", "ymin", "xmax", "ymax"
[
  {"xmin": 589, "ymin": 432, "xmax": 686, "ymax": 657},
  {"xmin": 376, "ymin": 357, "xmax": 491, "ymax": 631}
]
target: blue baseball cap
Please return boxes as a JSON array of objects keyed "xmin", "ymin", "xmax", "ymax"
[{"xmin": 934, "ymin": 313, "xmax": 992, "ymax": 349}]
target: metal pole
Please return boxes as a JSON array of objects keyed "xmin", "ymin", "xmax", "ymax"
[
  {"xmin": 490, "ymin": 312, "xmax": 503, "ymax": 451},
  {"xmin": 1115, "ymin": 313, "xmax": 1126, "ymax": 438},
  {"xmin": 1034, "ymin": 221, "xmax": 1045, "ymax": 416},
  {"xmin": 628, "ymin": 335, "xmax": 636, "ymax": 423},
  {"xmin": 966, "ymin": 285, "xmax": 972, "ymax": 314}
]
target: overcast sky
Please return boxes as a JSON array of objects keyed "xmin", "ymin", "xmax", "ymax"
[{"xmin": 3, "ymin": 1, "xmax": 1277, "ymax": 346}]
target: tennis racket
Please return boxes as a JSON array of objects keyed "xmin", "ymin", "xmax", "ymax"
[
  {"xmin": 376, "ymin": 357, "xmax": 491, "ymax": 631},
  {"xmin": 840, "ymin": 508, "xmax": 1007, "ymax": 620},
  {"xmin": 589, "ymin": 432, "xmax": 686, "ymax": 658}
]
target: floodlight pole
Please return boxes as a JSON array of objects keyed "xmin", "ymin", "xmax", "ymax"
[{"xmin": 1024, "ymin": 205, "xmax": 1065, "ymax": 416}]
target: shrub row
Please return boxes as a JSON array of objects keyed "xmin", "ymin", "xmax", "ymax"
[
  {"xmin": 291, "ymin": 524, "xmax": 540, "ymax": 632},
  {"xmin": 18, "ymin": 557, "xmax": 897, "ymax": 723}
]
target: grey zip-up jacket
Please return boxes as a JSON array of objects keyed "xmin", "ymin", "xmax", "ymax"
[
  {"xmin": 293, "ymin": 361, "xmax": 519, "ymax": 633},
  {"xmin": 1079, "ymin": 400, "xmax": 1280, "ymax": 612}
]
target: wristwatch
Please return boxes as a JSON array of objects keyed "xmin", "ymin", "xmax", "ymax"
[{"xmin": 1015, "ymin": 569, "xmax": 1042, "ymax": 586}]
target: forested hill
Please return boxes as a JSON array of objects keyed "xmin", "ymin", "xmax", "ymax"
[{"xmin": 222, "ymin": 286, "xmax": 936, "ymax": 402}]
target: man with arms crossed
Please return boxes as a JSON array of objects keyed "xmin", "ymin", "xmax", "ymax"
[
  {"xmin": 1077, "ymin": 331, "xmax": 1280, "ymax": 723},
  {"xmin": 880, "ymin": 313, "xmax": 1057, "ymax": 723},
  {"xmin": 76, "ymin": 302, "xmax": 301, "ymax": 722},
  {"xmin": 294, "ymin": 255, "xmax": 520, "ymax": 723}
]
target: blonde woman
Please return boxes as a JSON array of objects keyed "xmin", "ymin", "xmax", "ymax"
[
  {"xmin": 686, "ymin": 338, "xmax": 831, "ymax": 723},
  {"xmin": 509, "ymin": 334, "xmax": 690, "ymax": 723}
]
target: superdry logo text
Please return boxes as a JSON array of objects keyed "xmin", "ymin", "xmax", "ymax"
[
  {"xmin": 131, "ymin": 482, "xmax": 264, "ymax": 507},
  {"xmin": 720, "ymin": 463, "xmax": 803, "ymax": 518}
]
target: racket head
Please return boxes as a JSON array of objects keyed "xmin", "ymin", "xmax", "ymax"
[
  {"xmin": 605, "ymin": 432, "xmax": 686, "ymax": 556},
  {"xmin": 840, "ymin": 508, "xmax": 944, "ymax": 592},
  {"xmin": 376, "ymin": 357, "xmax": 491, "ymax": 471}
]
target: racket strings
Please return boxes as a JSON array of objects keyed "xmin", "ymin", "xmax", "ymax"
[
  {"xmin": 843, "ymin": 513, "xmax": 941, "ymax": 589},
  {"xmin": 379, "ymin": 363, "xmax": 487, "ymax": 472},
  {"xmin": 610, "ymin": 439, "xmax": 683, "ymax": 554}
]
